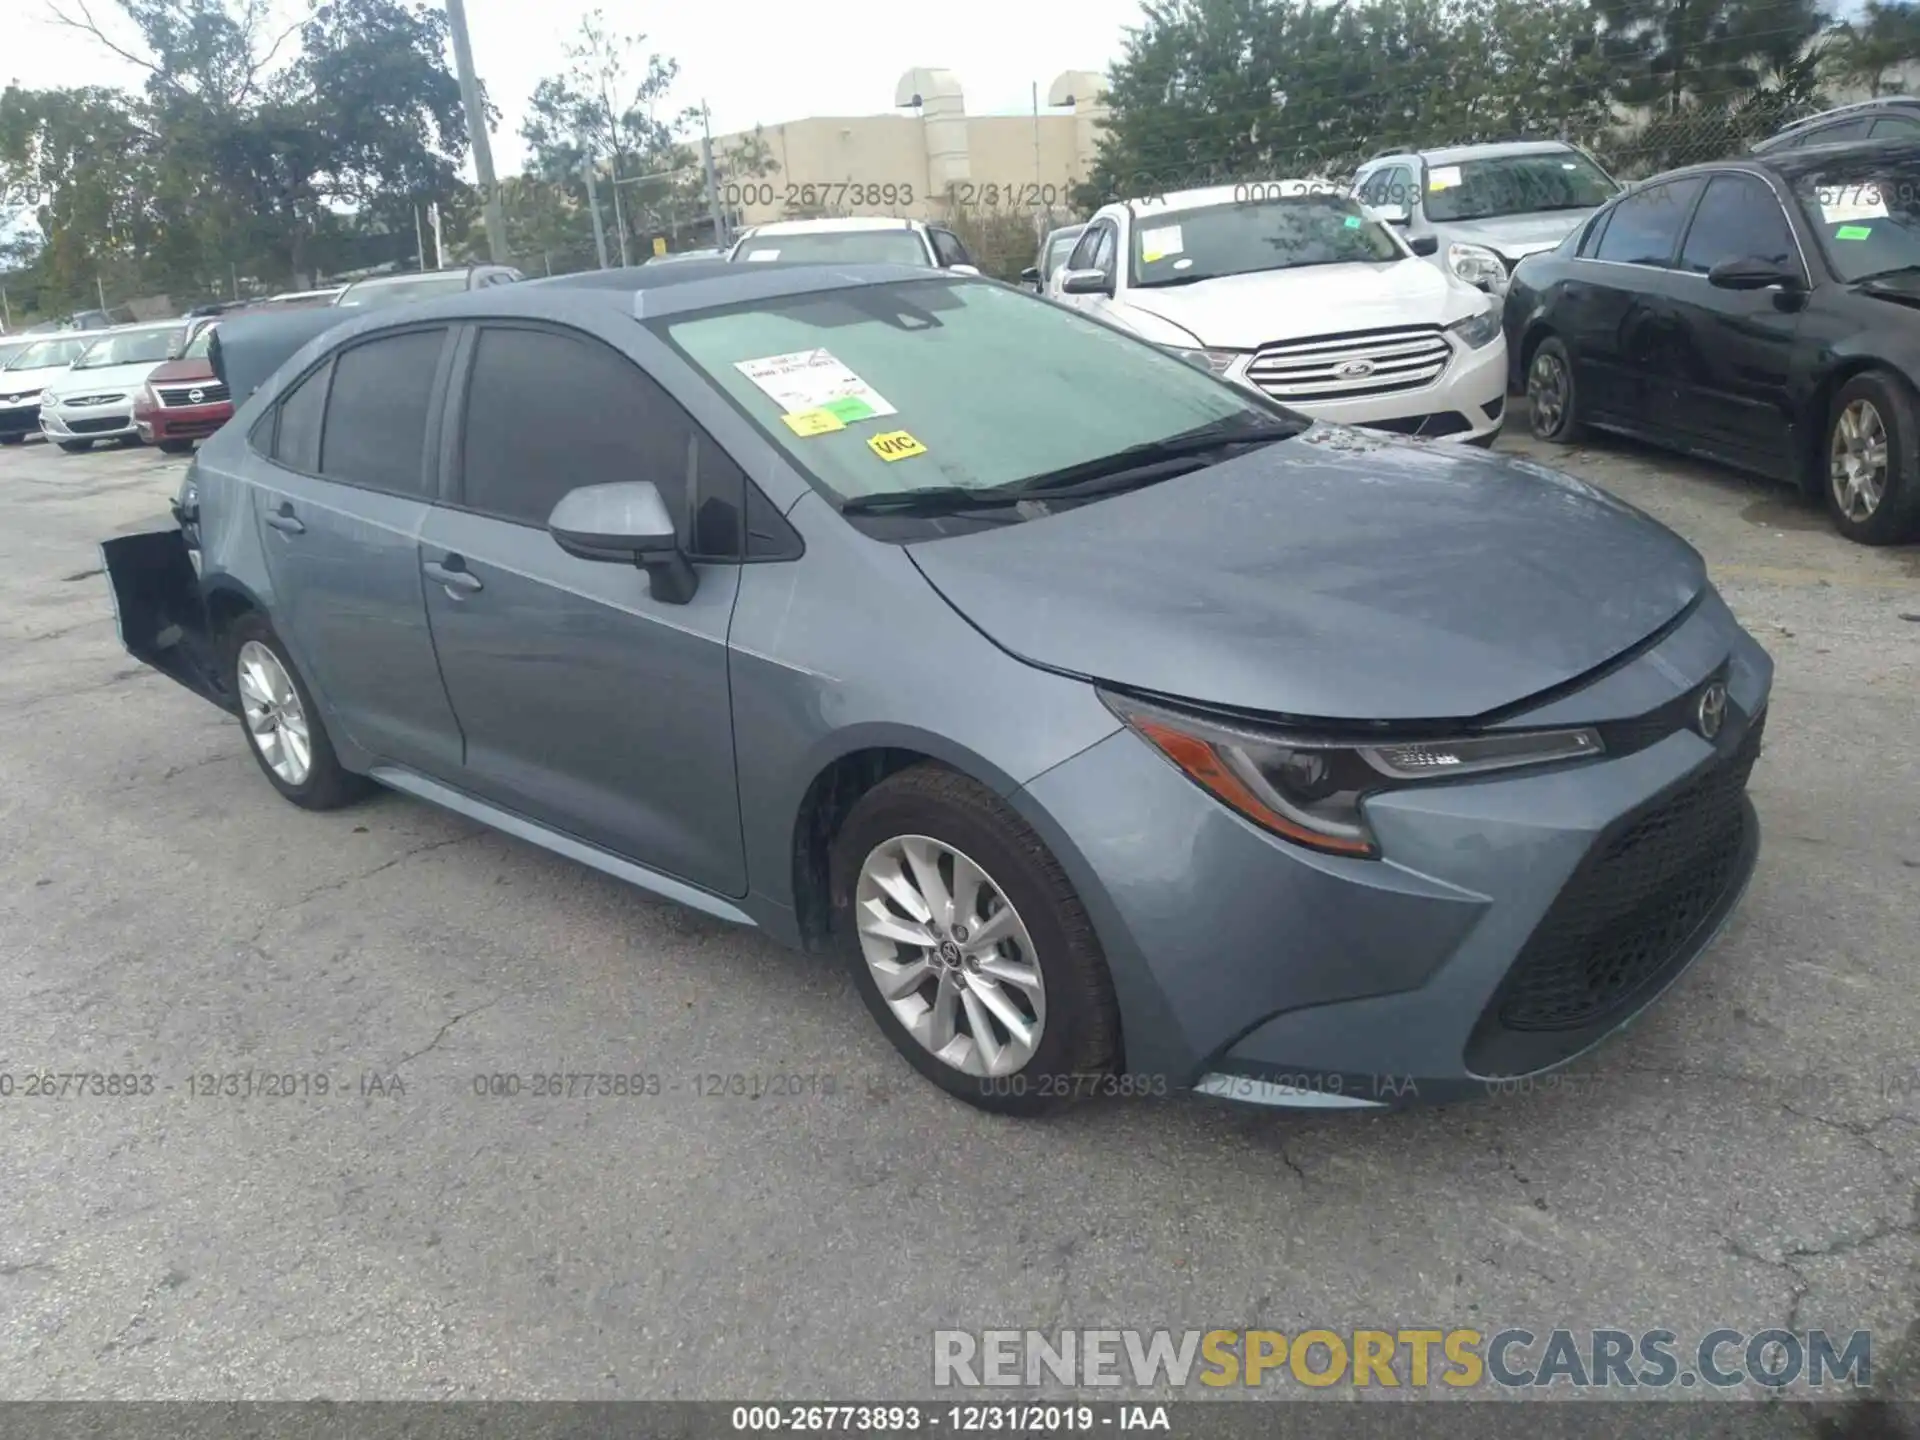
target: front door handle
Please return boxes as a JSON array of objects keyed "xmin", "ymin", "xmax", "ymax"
[
  {"xmin": 423, "ymin": 558, "xmax": 482, "ymax": 594},
  {"xmin": 265, "ymin": 502, "xmax": 305, "ymax": 535}
]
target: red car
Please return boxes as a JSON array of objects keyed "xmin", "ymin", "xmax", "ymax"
[{"xmin": 133, "ymin": 322, "xmax": 231, "ymax": 453}]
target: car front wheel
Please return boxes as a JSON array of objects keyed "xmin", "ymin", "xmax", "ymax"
[
  {"xmin": 831, "ymin": 764, "xmax": 1121, "ymax": 1115},
  {"xmin": 1526, "ymin": 336, "xmax": 1581, "ymax": 443},
  {"xmin": 1824, "ymin": 372, "xmax": 1920, "ymax": 545},
  {"xmin": 157, "ymin": 439, "xmax": 194, "ymax": 454},
  {"xmin": 227, "ymin": 614, "xmax": 370, "ymax": 810}
]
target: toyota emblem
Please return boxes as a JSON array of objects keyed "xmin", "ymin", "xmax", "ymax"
[
  {"xmin": 1696, "ymin": 681, "xmax": 1729, "ymax": 740},
  {"xmin": 187, "ymin": 388, "xmax": 204, "ymax": 403},
  {"xmin": 1334, "ymin": 360, "xmax": 1376, "ymax": 378}
]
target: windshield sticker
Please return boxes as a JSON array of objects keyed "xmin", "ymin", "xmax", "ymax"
[
  {"xmin": 1139, "ymin": 225, "xmax": 1183, "ymax": 262},
  {"xmin": 1428, "ymin": 165, "xmax": 1462, "ymax": 191},
  {"xmin": 1818, "ymin": 186, "xmax": 1888, "ymax": 223},
  {"xmin": 745, "ymin": 250, "xmax": 780, "ymax": 261},
  {"xmin": 821, "ymin": 395, "xmax": 877, "ymax": 423},
  {"xmin": 1343, "ymin": 214, "xmax": 1362, "ymax": 228},
  {"xmin": 1834, "ymin": 224, "xmax": 1875, "ymax": 241},
  {"xmin": 780, "ymin": 408, "xmax": 845, "ymax": 437},
  {"xmin": 735, "ymin": 349, "xmax": 898, "ymax": 419},
  {"xmin": 867, "ymin": 430, "xmax": 927, "ymax": 462}
]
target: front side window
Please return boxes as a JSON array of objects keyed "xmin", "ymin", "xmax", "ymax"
[
  {"xmin": 1042, "ymin": 230, "xmax": 1082, "ymax": 278},
  {"xmin": 1869, "ymin": 114, "xmax": 1920, "ymax": 139},
  {"xmin": 732, "ymin": 230, "xmax": 933, "ymax": 266},
  {"xmin": 73, "ymin": 328, "xmax": 183, "ymax": 369},
  {"xmin": 457, "ymin": 325, "xmax": 743, "ymax": 556},
  {"xmin": 1359, "ymin": 165, "xmax": 1416, "ymax": 210},
  {"xmin": 1594, "ymin": 177, "xmax": 1705, "ymax": 266},
  {"xmin": 1678, "ymin": 174, "xmax": 1799, "ymax": 276},
  {"xmin": 1422, "ymin": 151, "xmax": 1619, "ymax": 223},
  {"xmin": 660, "ymin": 278, "xmax": 1286, "ymax": 510},
  {"xmin": 317, "ymin": 329, "xmax": 446, "ymax": 495},
  {"xmin": 929, "ymin": 229, "xmax": 971, "ymax": 267},
  {"xmin": 1130, "ymin": 191, "xmax": 1402, "ymax": 288},
  {"xmin": 1793, "ymin": 157, "xmax": 1920, "ymax": 282}
]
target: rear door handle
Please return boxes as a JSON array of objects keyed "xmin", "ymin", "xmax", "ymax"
[
  {"xmin": 265, "ymin": 501, "xmax": 305, "ymax": 535},
  {"xmin": 423, "ymin": 558, "xmax": 482, "ymax": 594}
]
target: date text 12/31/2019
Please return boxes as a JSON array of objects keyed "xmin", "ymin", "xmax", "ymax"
[{"xmin": 720, "ymin": 181, "xmax": 1074, "ymax": 212}]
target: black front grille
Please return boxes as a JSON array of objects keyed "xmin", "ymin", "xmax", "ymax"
[
  {"xmin": 67, "ymin": 415, "xmax": 128, "ymax": 435},
  {"xmin": 1470, "ymin": 712, "xmax": 1765, "ymax": 1063}
]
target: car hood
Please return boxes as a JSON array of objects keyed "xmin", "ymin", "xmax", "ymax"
[
  {"xmin": 0, "ymin": 365, "xmax": 72, "ymax": 398},
  {"xmin": 1441, "ymin": 210, "xmax": 1596, "ymax": 258},
  {"xmin": 145, "ymin": 357, "xmax": 217, "ymax": 385},
  {"xmin": 1120, "ymin": 260, "xmax": 1472, "ymax": 348},
  {"xmin": 46, "ymin": 360, "xmax": 166, "ymax": 397},
  {"xmin": 906, "ymin": 427, "xmax": 1705, "ymax": 722}
]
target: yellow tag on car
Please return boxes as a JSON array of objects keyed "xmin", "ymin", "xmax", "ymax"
[
  {"xmin": 781, "ymin": 408, "xmax": 844, "ymax": 437},
  {"xmin": 867, "ymin": 430, "xmax": 927, "ymax": 461}
]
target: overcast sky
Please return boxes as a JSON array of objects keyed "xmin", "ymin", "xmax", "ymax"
[{"xmin": 8, "ymin": 0, "xmax": 1138, "ymax": 172}]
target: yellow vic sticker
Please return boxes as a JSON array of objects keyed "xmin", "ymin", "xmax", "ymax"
[
  {"xmin": 867, "ymin": 430, "xmax": 927, "ymax": 461},
  {"xmin": 781, "ymin": 408, "xmax": 844, "ymax": 437}
]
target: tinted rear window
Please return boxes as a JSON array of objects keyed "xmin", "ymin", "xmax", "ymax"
[{"xmin": 318, "ymin": 330, "xmax": 445, "ymax": 495}]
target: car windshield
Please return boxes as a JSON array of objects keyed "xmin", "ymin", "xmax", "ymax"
[
  {"xmin": 1132, "ymin": 190, "xmax": 1403, "ymax": 287},
  {"xmin": 183, "ymin": 326, "xmax": 217, "ymax": 361},
  {"xmin": 1422, "ymin": 152, "xmax": 1619, "ymax": 222},
  {"xmin": 660, "ymin": 278, "xmax": 1287, "ymax": 506},
  {"xmin": 7, "ymin": 337, "xmax": 90, "ymax": 371},
  {"xmin": 336, "ymin": 275, "xmax": 468, "ymax": 308},
  {"xmin": 733, "ymin": 231, "xmax": 931, "ymax": 266},
  {"xmin": 1792, "ymin": 160, "xmax": 1920, "ymax": 282},
  {"xmin": 73, "ymin": 328, "xmax": 181, "ymax": 368},
  {"xmin": 1043, "ymin": 230, "xmax": 1083, "ymax": 277}
]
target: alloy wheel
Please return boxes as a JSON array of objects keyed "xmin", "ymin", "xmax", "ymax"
[
  {"xmin": 1830, "ymin": 399, "xmax": 1889, "ymax": 522},
  {"xmin": 1527, "ymin": 350, "xmax": 1568, "ymax": 437},
  {"xmin": 853, "ymin": 835, "xmax": 1046, "ymax": 1077},
  {"xmin": 236, "ymin": 640, "xmax": 312, "ymax": 786}
]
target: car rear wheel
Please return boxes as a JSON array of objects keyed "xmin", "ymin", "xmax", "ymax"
[
  {"xmin": 227, "ymin": 614, "xmax": 371, "ymax": 810},
  {"xmin": 1526, "ymin": 336, "xmax": 1582, "ymax": 443},
  {"xmin": 831, "ymin": 764, "xmax": 1120, "ymax": 1115},
  {"xmin": 57, "ymin": 440, "xmax": 92, "ymax": 454},
  {"xmin": 1824, "ymin": 372, "xmax": 1920, "ymax": 545}
]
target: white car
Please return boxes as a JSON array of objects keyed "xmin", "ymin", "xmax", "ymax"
[
  {"xmin": 728, "ymin": 216, "xmax": 980, "ymax": 273},
  {"xmin": 0, "ymin": 333, "xmax": 94, "ymax": 446},
  {"xmin": 1056, "ymin": 182, "xmax": 1508, "ymax": 443},
  {"xmin": 39, "ymin": 321, "xmax": 186, "ymax": 452}
]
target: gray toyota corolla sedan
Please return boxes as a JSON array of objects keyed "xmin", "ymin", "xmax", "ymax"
[{"xmin": 102, "ymin": 262, "xmax": 1772, "ymax": 1115}]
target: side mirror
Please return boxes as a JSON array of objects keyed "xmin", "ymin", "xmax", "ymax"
[
  {"xmin": 948, "ymin": 262, "xmax": 981, "ymax": 276},
  {"xmin": 1019, "ymin": 266, "xmax": 1042, "ymax": 289},
  {"xmin": 1708, "ymin": 256, "xmax": 1805, "ymax": 292},
  {"xmin": 1372, "ymin": 201, "xmax": 1412, "ymax": 225},
  {"xmin": 1408, "ymin": 234, "xmax": 1440, "ymax": 257},
  {"xmin": 1060, "ymin": 268, "xmax": 1112, "ymax": 297},
  {"xmin": 547, "ymin": 481, "xmax": 697, "ymax": 604}
]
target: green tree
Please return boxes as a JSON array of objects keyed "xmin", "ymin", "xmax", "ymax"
[
  {"xmin": 1825, "ymin": 0, "xmax": 1920, "ymax": 94},
  {"xmin": 1593, "ymin": 0, "xmax": 1830, "ymax": 113}
]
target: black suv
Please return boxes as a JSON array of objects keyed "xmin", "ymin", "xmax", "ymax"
[{"xmin": 1753, "ymin": 97, "xmax": 1920, "ymax": 154}]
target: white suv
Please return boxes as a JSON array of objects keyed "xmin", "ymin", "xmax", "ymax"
[
  {"xmin": 728, "ymin": 217, "xmax": 979, "ymax": 272},
  {"xmin": 1057, "ymin": 182, "xmax": 1507, "ymax": 444}
]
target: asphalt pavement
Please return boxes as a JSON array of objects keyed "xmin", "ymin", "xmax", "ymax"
[{"xmin": 0, "ymin": 422, "xmax": 1914, "ymax": 1411}]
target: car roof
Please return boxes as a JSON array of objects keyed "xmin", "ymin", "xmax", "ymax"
[
  {"xmin": 1401, "ymin": 139, "xmax": 1581, "ymax": 165},
  {"xmin": 341, "ymin": 268, "xmax": 482, "ymax": 289},
  {"xmin": 1645, "ymin": 135, "xmax": 1920, "ymax": 185},
  {"xmin": 1758, "ymin": 95, "xmax": 1920, "ymax": 149},
  {"xmin": 741, "ymin": 217, "xmax": 923, "ymax": 236}
]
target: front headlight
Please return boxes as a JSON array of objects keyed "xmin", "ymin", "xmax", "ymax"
[
  {"xmin": 1157, "ymin": 344, "xmax": 1243, "ymax": 378},
  {"xmin": 1447, "ymin": 305, "xmax": 1503, "ymax": 350},
  {"xmin": 1102, "ymin": 690, "xmax": 1603, "ymax": 858},
  {"xmin": 1447, "ymin": 242, "xmax": 1507, "ymax": 291}
]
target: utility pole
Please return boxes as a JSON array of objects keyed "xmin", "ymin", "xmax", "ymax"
[
  {"xmin": 1, "ymin": 286, "xmax": 11, "ymax": 331},
  {"xmin": 609, "ymin": 173, "xmax": 632, "ymax": 268},
  {"xmin": 584, "ymin": 159, "xmax": 611, "ymax": 269},
  {"xmin": 444, "ymin": 0, "xmax": 509, "ymax": 264},
  {"xmin": 96, "ymin": 275, "xmax": 107, "ymax": 313},
  {"xmin": 431, "ymin": 203, "xmax": 446, "ymax": 268},
  {"xmin": 415, "ymin": 206, "xmax": 428, "ymax": 270},
  {"xmin": 701, "ymin": 102, "xmax": 727, "ymax": 249}
]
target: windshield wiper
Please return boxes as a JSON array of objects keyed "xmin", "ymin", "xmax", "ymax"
[
  {"xmin": 1009, "ymin": 412, "xmax": 1301, "ymax": 496},
  {"xmin": 1854, "ymin": 263, "xmax": 1920, "ymax": 283},
  {"xmin": 838, "ymin": 486, "xmax": 1029, "ymax": 516}
]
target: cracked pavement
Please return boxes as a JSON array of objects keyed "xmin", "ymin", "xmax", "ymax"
[{"xmin": 0, "ymin": 426, "xmax": 1914, "ymax": 1414}]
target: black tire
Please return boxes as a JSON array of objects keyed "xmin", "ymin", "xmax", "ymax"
[
  {"xmin": 1822, "ymin": 371, "xmax": 1920, "ymax": 546},
  {"xmin": 57, "ymin": 440, "xmax": 92, "ymax": 454},
  {"xmin": 157, "ymin": 438, "xmax": 195, "ymax": 454},
  {"xmin": 830, "ymin": 763, "xmax": 1121, "ymax": 1116},
  {"xmin": 1525, "ymin": 335, "xmax": 1582, "ymax": 443},
  {"xmin": 225, "ymin": 612, "xmax": 371, "ymax": 810}
]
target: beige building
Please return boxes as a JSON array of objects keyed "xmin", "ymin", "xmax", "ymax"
[{"xmin": 710, "ymin": 69, "xmax": 1110, "ymax": 229}]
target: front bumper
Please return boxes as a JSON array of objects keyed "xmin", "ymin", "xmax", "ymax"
[
  {"xmin": 41, "ymin": 401, "xmax": 138, "ymax": 442},
  {"xmin": 1231, "ymin": 335, "xmax": 1507, "ymax": 444},
  {"xmin": 135, "ymin": 400, "xmax": 233, "ymax": 444},
  {"xmin": 1014, "ymin": 588, "xmax": 1772, "ymax": 1108},
  {"xmin": 0, "ymin": 400, "xmax": 44, "ymax": 437}
]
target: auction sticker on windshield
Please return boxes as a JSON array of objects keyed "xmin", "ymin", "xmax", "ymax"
[
  {"xmin": 736, "ymin": 349, "xmax": 897, "ymax": 419},
  {"xmin": 1429, "ymin": 165, "xmax": 1462, "ymax": 191},
  {"xmin": 1817, "ymin": 185, "xmax": 1888, "ymax": 223},
  {"xmin": 780, "ymin": 408, "xmax": 845, "ymax": 437},
  {"xmin": 1140, "ymin": 225, "xmax": 1183, "ymax": 262},
  {"xmin": 867, "ymin": 430, "xmax": 927, "ymax": 462}
]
